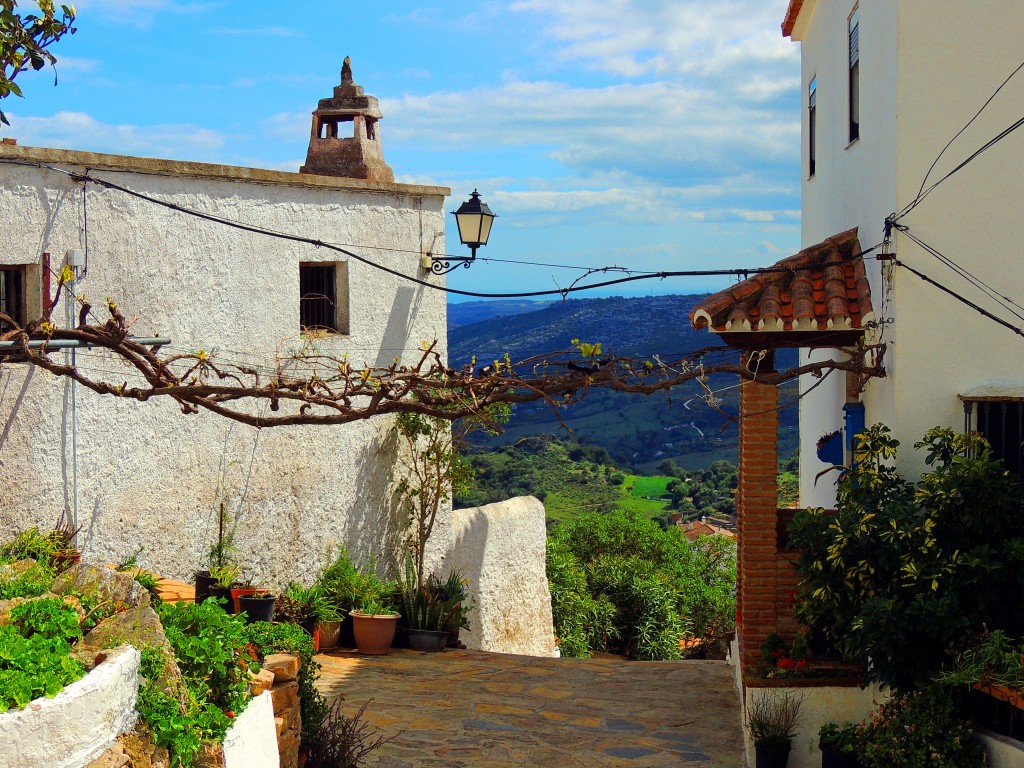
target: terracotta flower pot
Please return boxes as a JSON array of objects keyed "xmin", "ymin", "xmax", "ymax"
[
  {"xmin": 318, "ymin": 620, "xmax": 342, "ymax": 650},
  {"xmin": 351, "ymin": 611, "xmax": 400, "ymax": 655}
]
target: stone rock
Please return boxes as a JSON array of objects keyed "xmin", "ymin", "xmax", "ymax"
[
  {"xmin": 447, "ymin": 496, "xmax": 558, "ymax": 657},
  {"xmin": 0, "ymin": 557, "xmax": 37, "ymax": 577},
  {"xmin": 248, "ymin": 667, "xmax": 276, "ymax": 696},
  {"xmin": 118, "ymin": 725, "xmax": 170, "ymax": 768},
  {"xmin": 51, "ymin": 563, "xmax": 151, "ymax": 609},
  {"xmin": 263, "ymin": 653, "xmax": 300, "ymax": 683},
  {"xmin": 192, "ymin": 741, "xmax": 225, "ymax": 768},
  {"xmin": 85, "ymin": 744, "xmax": 130, "ymax": 768},
  {"xmin": 79, "ymin": 606, "xmax": 183, "ymax": 696},
  {"xmin": 277, "ymin": 728, "xmax": 301, "ymax": 768},
  {"xmin": 271, "ymin": 680, "xmax": 299, "ymax": 714}
]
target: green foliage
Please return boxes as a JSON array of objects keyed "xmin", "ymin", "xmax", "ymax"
[
  {"xmin": 546, "ymin": 509, "xmax": 735, "ymax": 659},
  {"xmin": 9, "ymin": 596, "xmax": 82, "ymax": 641},
  {"xmin": 246, "ymin": 620, "xmax": 328, "ymax": 748},
  {"xmin": 745, "ymin": 690, "xmax": 802, "ymax": 749},
  {"xmin": 316, "ymin": 548, "xmax": 362, "ymax": 612},
  {"xmin": 0, "ymin": 0, "xmax": 77, "ymax": 126},
  {"xmin": 138, "ymin": 601, "xmax": 258, "ymax": 767},
  {"xmin": 818, "ymin": 721, "xmax": 858, "ymax": 753},
  {"xmin": 789, "ymin": 424, "xmax": 1024, "ymax": 690},
  {"xmin": 396, "ymin": 553, "xmax": 461, "ymax": 632},
  {"xmin": 855, "ymin": 688, "xmax": 983, "ymax": 768},
  {"xmin": 0, "ymin": 527, "xmax": 58, "ymax": 563},
  {"xmin": 936, "ymin": 630, "xmax": 1024, "ymax": 690},
  {"xmin": 0, "ymin": 558, "xmax": 56, "ymax": 599},
  {"xmin": 0, "ymin": 623, "xmax": 84, "ymax": 711},
  {"xmin": 275, "ymin": 582, "xmax": 343, "ymax": 624}
]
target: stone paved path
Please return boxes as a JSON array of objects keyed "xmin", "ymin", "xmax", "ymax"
[{"xmin": 316, "ymin": 649, "xmax": 744, "ymax": 768}]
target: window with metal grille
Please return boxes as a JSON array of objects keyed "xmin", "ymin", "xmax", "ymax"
[
  {"xmin": 299, "ymin": 262, "xmax": 349, "ymax": 334},
  {"xmin": 848, "ymin": 7, "xmax": 860, "ymax": 143},
  {"xmin": 0, "ymin": 266, "xmax": 26, "ymax": 334},
  {"xmin": 963, "ymin": 398, "xmax": 1024, "ymax": 475}
]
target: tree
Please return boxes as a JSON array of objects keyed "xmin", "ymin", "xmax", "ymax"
[{"xmin": 0, "ymin": 1, "xmax": 77, "ymax": 126}]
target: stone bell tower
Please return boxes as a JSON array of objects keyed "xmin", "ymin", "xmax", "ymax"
[{"xmin": 299, "ymin": 57, "xmax": 395, "ymax": 182}]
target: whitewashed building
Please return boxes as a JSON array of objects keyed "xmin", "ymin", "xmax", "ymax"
[{"xmin": 0, "ymin": 75, "xmax": 451, "ymax": 586}]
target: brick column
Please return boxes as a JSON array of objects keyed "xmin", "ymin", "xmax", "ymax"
[{"xmin": 737, "ymin": 351, "xmax": 780, "ymax": 675}]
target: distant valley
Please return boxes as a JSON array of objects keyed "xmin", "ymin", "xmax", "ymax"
[{"xmin": 447, "ymin": 295, "xmax": 798, "ymax": 473}]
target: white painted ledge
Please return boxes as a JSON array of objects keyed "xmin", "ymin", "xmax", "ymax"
[
  {"xmin": 0, "ymin": 644, "xmax": 140, "ymax": 768},
  {"xmin": 223, "ymin": 690, "xmax": 279, "ymax": 768}
]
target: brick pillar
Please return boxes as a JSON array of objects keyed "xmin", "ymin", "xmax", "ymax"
[{"xmin": 737, "ymin": 351, "xmax": 779, "ymax": 676}]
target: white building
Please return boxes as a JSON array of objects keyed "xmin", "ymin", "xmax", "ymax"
[
  {"xmin": 0, "ymin": 140, "xmax": 451, "ymax": 586},
  {"xmin": 789, "ymin": 0, "xmax": 1024, "ymax": 506}
]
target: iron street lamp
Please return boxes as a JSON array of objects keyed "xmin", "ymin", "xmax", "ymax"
[{"xmin": 425, "ymin": 189, "xmax": 496, "ymax": 275}]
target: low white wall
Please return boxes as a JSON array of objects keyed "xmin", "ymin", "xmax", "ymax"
[
  {"xmin": 742, "ymin": 683, "xmax": 883, "ymax": 768},
  {"xmin": 223, "ymin": 690, "xmax": 279, "ymax": 768},
  {"xmin": 447, "ymin": 496, "xmax": 557, "ymax": 657},
  {"xmin": 0, "ymin": 644, "xmax": 140, "ymax": 768},
  {"xmin": 977, "ymin": 727, "xmax": 1024, "ymax": 768}
]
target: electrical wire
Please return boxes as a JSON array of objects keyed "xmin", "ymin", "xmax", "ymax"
[
  {"xmin": 894, "ymin": 257, "xmax": 1024, "ymax": 340},
  {"xmin": 0, "ymin": 158, "xmax": 883, "ymax": 300}
]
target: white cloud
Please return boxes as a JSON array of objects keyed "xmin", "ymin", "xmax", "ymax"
[
  {"xmin": 7, "ymin": 111, "xmax": 226, "ymax": 160},
  {"xmin": 52, "ymin": 57, "xmax": 102, "ymax": 74}
]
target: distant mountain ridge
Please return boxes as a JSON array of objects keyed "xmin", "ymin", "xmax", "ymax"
[{"xmin": 448, "ymin": 300, "xmax": 556, "ymax": 328}]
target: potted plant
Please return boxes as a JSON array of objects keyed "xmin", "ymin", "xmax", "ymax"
[
  {"xmin": 397, "ymin": 553, "xmax": 459, "ymax": 652},
  {"xmin": 431, "ymin": 569, "xmax": 473, "ymax": 648},
  {"xmin": 238, "ymin": 588, "xmax": 276, "ymax": 623},
  {"xmin": 315, "ymin": 549, "xmax": 363, "ymax": 649},
  {"xmin": 275, "ymin": 582, "xmax": 343, "ymax": 648},
  {"xmin": 818, "ymin": 722, "xmax": 860, "ymax": 768},
  {"xmin": 208, "ymin": 563, "xmax": 241, "ymax": 612},
  {"xmin": 48, "ymin": 510, "xmax": 82, "ymax": 572},
  {"xmin": 350, "ymin": 596, "xmax": 400, "ymax": 656},
  {"xmin": 195, "ymin": 503, "xmax": 238, "ymax": 604},
  {"xmin": 231, "ymin": 581, "xmax": 258, "ymax": 613},
  {"xmin": 746, "ymin": 690, "xmax": 802, "ymax": 768}
]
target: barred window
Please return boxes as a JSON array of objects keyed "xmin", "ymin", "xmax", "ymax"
[
  {"xmin": 299, "ymin": 262, "xmax": 349, "ymax": 334},
  {"xmin": 963, "ymin": 398, "xmax": 1024, "ymax": 475},
  {"xmin": 848, "ymin": 7, "xmax": 860, "ymax": 142},
  {"xmin": 0, "ymin": 266, "xmax": 26, "ymax": 334}
]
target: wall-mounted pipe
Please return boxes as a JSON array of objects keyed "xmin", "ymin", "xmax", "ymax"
[{"xmin": 0, "ymin": 337, "xmax": 171, "ymax": 353}]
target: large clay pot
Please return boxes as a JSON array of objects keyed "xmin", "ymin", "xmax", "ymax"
[
  {"xmin": 351, "ymin": 611, "xmax": 400, "ymax": 655},
  {"xmin": 407, "ymin": 629, "xmax": 449, "ymax": 652}
]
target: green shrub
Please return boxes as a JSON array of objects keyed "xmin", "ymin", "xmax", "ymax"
[
  {"xmin": 245, "ymin": 620, "xmax": 328, "ymax": 747},
  {"xmin": 790, "ymin": 425, "xmax": 1024, "ymax": 689},
  {"xmin": 0, "ymin": 625, "xmax": 85, "ymax": 711},
  {"xmin": 856, "ymin": 688, "xmax": 983, "ymax": 768},
  {"xmin": 547, "ymin": 509, "xmax": 735, "ymax": 659},
  {"xmin": 0, "ymin": 559, "xmax": 56, "ymax": 600},
  {"xmin": 9, "ymin": 596, "xmax": 82, "ymax": 642},
  {"xmin": 0, "ymin": 527, "xmax": 58, "ymax": 564},
  {"xmin": 138, "ymin": 601, "xmax": 257, "ymax": 767}
]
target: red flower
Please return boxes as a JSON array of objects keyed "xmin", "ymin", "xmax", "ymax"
[
  {"xmin": 225, "ymin": 710, "xmax": 235, "ymax": 719},
  {"xmin": 796, "ymin": 660, "xmax": 807, "ymax": 671},
  {"xmin": 778, "ymin": 658, "xmax": 796, "ymax": 671}
]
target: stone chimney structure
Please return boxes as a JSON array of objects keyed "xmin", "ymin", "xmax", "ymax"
[{"xmin": 299, "ymin": 57, "xmax": 395, "ymax": 182}]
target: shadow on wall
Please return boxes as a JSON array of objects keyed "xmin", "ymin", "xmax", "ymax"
[
  {"xmin": 343, "ymin": 423, "xmax": 406, "ymax": 576},
  {"xmin": 374, "ymin": 285, "xmax": 432, "ymax": 370}
]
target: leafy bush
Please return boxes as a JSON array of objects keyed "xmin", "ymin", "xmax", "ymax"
[
  {"xmin": 0, "ymin": 597, "xmax": 85, "ymax": 711},
  {"xmin": 138, "ymin": 601, "xmax": 257, "ymax": 767},
  {"xmin": 856, "ymin": 688, "xmax": 983, "ymax": 768},
  {"xmin": 0, "ymin": 527, "xmax": 58, "ymax": 563},
  {"xmin": 790, "ymin": 425, "xmax": 1024, "ymax": 689},
  {"xmin": 547, "ymin": 509, "xmax": 735, "ymax": 659},
  {"xmin": 0, "ymin": 559, "xmax": 57, "ymax": 600},
  {"xmin": 246, "ymin": 620, "xmax": 328, "ymax": 747}
]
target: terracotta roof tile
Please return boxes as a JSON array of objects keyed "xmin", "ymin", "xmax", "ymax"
[
  {"xmin": 690, "ymin": 228, "xmax": 873, "ymax": 336},
  {"xmin": 782, "ymin": 0, "xmax": 805, "ymax": 37}
]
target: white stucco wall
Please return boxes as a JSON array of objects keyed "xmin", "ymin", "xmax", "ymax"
[
  {"xmin": 223, "ymin": 690, "xmax": 279, "ymax": 768},
  {"xmin": 0, "ymin": 644, "xmax": 140, "ymax": 768},
  {"xmin": 447, "ymin": 496, "xmax": 558, "ymax": 657},
  {"xmin": 0, "ymin": 145, "xmax": 451, "ymax": 585},
  {"xmin": 742, "ymin": 682, "xmax": 884, "ymax": 768},
  {"xmin": 790, "ymin": 0, "xmax": 1024, "ymax": 505}
]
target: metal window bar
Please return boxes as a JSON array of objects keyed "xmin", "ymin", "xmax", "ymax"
[
  {"xmin": 299, "ymin": 264, "xmax": 337, "ymax": 332},
  {"xmin": 963, "ymin": 399, "xmax": 1024, "ymax": 475},
  {"xmin": 0, "ymin": 268, "xmax": 25, "ymax": 334}
]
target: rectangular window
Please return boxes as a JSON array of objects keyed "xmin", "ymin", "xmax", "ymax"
[
  {"xmin": 808, "ymin": 76, "xmax": 817, "ymax": 177},
  {"xmin": 964, "ymin": 399, "xmax": 1024, "ymax": 475},
  {"xmin": 299, "ymin": 262, "xmax": 349, "ymax": 334},
  {"xmin": 849, "ymin": 7, "xmax": 860, "ymax": 142},
  {"xmin": 0, "ymin": 266, "xmax": 26, "ymax": 333}
]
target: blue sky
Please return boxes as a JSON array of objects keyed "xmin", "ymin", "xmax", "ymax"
[{"xmin": 6, "ymin": 0, "xmax": 802, "ymax": 300}]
